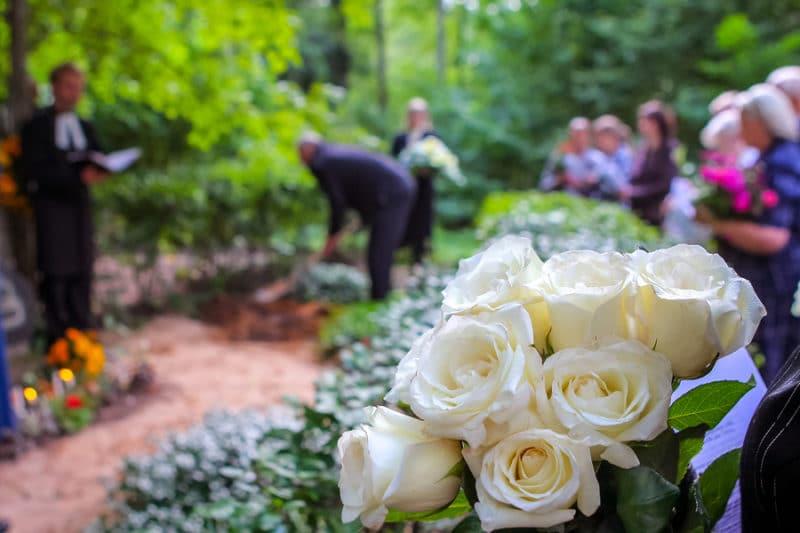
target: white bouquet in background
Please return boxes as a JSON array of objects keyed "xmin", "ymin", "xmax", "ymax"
[
  {"xmin": 337, "ymin": 236, "xmax": 766, "ymax": 532},
  {"xmin": 399, "ymin": 136, "xmax": 466, "ymax": 186}
]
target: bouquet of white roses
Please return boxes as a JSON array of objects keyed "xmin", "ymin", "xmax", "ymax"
[
  {"xmin": 337, "ymin": 237, "xmax": 766, "ymax": 532},
  {"xmin": 399, "ymin": 136, "xmax": 466, "ymax": 186}
]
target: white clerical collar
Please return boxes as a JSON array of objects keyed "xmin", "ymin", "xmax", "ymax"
[{"xmin": 54, "ymin": 112, "xmax": 87, "ymax": 151}]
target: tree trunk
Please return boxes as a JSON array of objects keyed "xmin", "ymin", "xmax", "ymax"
[
  {"xmin": 328, "ymin": 0, "xmax": 351, "ymax": 89},
  {"xmin": 7, "ymin": 0, "xmax": 32, "ymax": 130},
  {"xmin": 3, "ymin": 0, "xmax": 37, "ymax": 284},
  {"xmin": 436, "ymin": 0, "xmax": 446, "ymax": 85},
  {"xmin": 374, "ymin": 0, "xmax": 388, "ymax": 133}
]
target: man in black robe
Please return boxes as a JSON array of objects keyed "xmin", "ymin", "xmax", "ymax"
[
  {"xmin": 21, "ymin": 63, "xmax": 108, "ymax": 344},
  {"xmin": 298, "ymin": 133, "xmax": 416, "ymax": 300}
]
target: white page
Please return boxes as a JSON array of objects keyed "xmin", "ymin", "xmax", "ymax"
[
  {"xmin": 672, "ymin": 348, "xmax": 767, "ymax": 533},
  {"xmin": 99, "ymin": 147, "xmax": 142, "ymax": 172}
]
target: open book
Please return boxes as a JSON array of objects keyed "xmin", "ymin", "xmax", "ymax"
[{"xmin": 68, "ymin": 147, "xmax": 142, "ymax": 173}]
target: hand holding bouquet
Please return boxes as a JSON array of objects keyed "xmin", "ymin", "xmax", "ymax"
[
  {"xmin": 399, "ymin": 136, "xmax": 466, "ymax": 186},
  {"xmin": 693, "ymin": 151, "xmax": 778, "ymax": 220},
  {"xmin": 338, "ymin": 237, "xmax": 765, "ymax": 532}
]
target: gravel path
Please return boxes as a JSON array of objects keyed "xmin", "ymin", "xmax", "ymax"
[{"xmin": 0, "ymin": 315, "xmax": 325, "ymax": 533}]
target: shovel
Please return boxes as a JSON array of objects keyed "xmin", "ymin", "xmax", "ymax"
[{"xmin": 252, "ymin": 220, "xmax": 360, "ymax": 305}]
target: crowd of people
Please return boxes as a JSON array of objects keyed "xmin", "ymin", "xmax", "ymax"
[
  {"xmin": 541, "ymin": 67, "xmax": 800, "ymax": 386},
  {"xmin": 540, "ymin": 103, "xmax": 680, "ymax": 226},
  {"xmin": 537, "ymin": 66, "xmax": 800, "ymax": 529}
]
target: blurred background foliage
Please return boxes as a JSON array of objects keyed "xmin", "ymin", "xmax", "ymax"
[{"xmin": 2, "ymin": 0, "xmax": 800, "ymax": 259}]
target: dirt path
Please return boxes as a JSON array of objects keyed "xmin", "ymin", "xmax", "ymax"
[{"xmin": 0, "ymin": 315, "xmax": 326, "ymax": 533}]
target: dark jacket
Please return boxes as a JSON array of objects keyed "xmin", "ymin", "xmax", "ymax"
[
  {"xmin": 629, "ymin": 144, "xmax": 677, "ymax": 225},
  {"xmin": 741, "ymin": 344, "xmax": 800, "ymax": 532},
  {"xmin": 309, "ymin": 143, "xmax": 416, "ymax": 235},
  {"xmin": 390, "ymin": 130, "xmax": 438, "ymax": 158},
  {"xmin": 21, "ymin": 106, "xmax": 102, "ymax": 276}
]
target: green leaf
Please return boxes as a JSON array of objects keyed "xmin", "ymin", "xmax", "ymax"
[
  {"xmin": 676, "ymin": 426, "xmax": 708, "ymax": 484},
  {"xmin": 445, "ymin": 460, "xmax": 467, "ymax": 479},
  {"xmin": 697, "ymin": 449, "xmax": 741, "ymax": 526},
  {"xmin": 668, "ymin": 376, "xmax": 755, "ymax": 431},
  {"xmin": 384, "ymin": 490, "xmax": 471, "ymax": 523},
  {"xmin": 632, "ymin": 429, "xmax": 678, "ymax": 482},
  {"xmin": 452, "ymin": 513, "xmax": 483, "ymax": 533},
  {"xmin": 615, "ymin": 466, "xmax": 680, "ymax": 533}
]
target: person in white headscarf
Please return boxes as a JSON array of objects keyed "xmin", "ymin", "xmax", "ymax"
[
  {"xmin": 21, "ymin": 63, "xmax": 108, "ymax": 345},
  {"xmin": 700, "ymin": 108, "xmax": 760, "ymax": 168},
  {"xmin": 768, "ymin": 65, "xmax": 800, "ymax": 128}
]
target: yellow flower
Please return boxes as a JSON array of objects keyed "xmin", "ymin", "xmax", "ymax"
[
  {"xmin": 0, "ymin": 174, "xmax": 16, "ymax": 195},
  {"xmin": 85, "ymin": 345, "xmax": 105, "ymax": 377}
]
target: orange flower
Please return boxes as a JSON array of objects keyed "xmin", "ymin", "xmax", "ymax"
[
  {"xmin": 0, "ymin": 152, "xmax": 9, "ymax": 168},
  {"xmin": 1, "ymin": 135, "xmax": 21, "ymax": 157},
  {"xmin": 0, "ymin": 174, "xmax": 15, "ymax": 195},
  {"xmin": 65, "ymin": 328, "xmax": 84, "ymax": 342},
  {"xmin": 47, "ymin": 339, "xmax": 70, "ymax": 366}
]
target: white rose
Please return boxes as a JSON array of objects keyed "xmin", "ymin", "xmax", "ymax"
[
  {"xmin": 337, "ymin": 406, "xmax": 463, "ymax": 530},
  {"xmin": 408, "ymin": 305, "xmax": 543, "ymax": 448},
  {"xmin": 384, "ymin": 323, "xmax": 440, "ymax": 406},
  {"xmin": 467, "ymin": 429, "xmax": 600, "ymax": 532},
  {"xmin": 631, "ymin": 244, "xmax": 766, "ymax": 378},
  {"xmin": 539, "ymin": 339, "xmax": 673, "ymax": 468},
  {"xmin": 535, "ymin": 250, "xmax": 636, "ymax": 353},
  {"xmin": 442, "ymin": 235, "xmax": 543, "ymax": 315}
]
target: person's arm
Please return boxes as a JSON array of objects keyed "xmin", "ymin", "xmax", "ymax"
[
  {"xmin": 710, "ymin": 219, "xmax": 790, "ymax": 255},
  {"xmin": 79, "ymin": 121, "xmax": 110, "ymax": 184},
  {"xmin": 21, "ymin": 119, "xmax": 82, "ymax": 194},
  {"xmin": 706, "ymin": 164, "xmax": 798, "ymax": 255},
  {"xmin": 311, "ymin": 167, "xmax": 347, "ymax": 237}
]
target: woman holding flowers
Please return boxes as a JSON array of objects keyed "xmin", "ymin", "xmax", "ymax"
[
  {"xmin": 699, "ymin": 84, "xmax": 800, "ymax": 382},
  {"xmin": 392, "ymin": 98, "xmax": 439, "ymax": 265}
]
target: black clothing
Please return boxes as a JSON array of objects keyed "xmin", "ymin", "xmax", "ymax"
[
  {"xmin": 22, "ymin": 106, "xmax": 102, "ymax": 276},
  {"xmin": 629, "ymin": 145, "xmax": 677, "ymax": 226},
  {"xmin": 741, "ymin": 345, "xmax": 800, "ymax": 532},
  {"xmin": 39, "ymin": 273, "xmax": 91, "ymax": 344},
  {"xmin": 309, "ymin": 144, "xmax": 416, "ymax": 299},
  {"xmin": 391, "ymin": 130, "xmax": 437, "ymax": 263},
  {"xmin": 21, "ymin": 106, "xmax": 102, "ymax": 341}
]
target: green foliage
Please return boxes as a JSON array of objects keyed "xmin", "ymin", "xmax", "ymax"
[
  {"xmin": 615, "ymin": 466, "xmax": 681, "ymax": 533},
  {"xmin": 431, "ymin": 226, "xmax": 482, "ymax": 267},
  {"xmin": 93, "ymin": 161, "xmax": 325, "ymax": 260},
  {"xmin": 50, "ymin": 394, "xmax": 94, "ymax": 434},
  {"xmin": 696, "ymin": 449, "xmax": 741, "ymax": 528},
  {"xmin": 294, "ymin": 263, "xmax": 369, "ymax": 304},
  {"xmin": 385, "ymin": 491, "xmax": 471, "ymax": 523},
  {"xmin": 668, "ymin": 376, "xmax": 756, "ymax": 432},
  {"xmin": 478, "ymin": 191, "xmax": 670, "ymax": 259},
  {"xmin": 318, "ymin": 300, "xmax": 385, "ymax": 354}
]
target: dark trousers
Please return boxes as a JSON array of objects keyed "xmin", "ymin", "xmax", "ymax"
[
  {"xmin": 368, "ymin": 196, "xmax": 413, "ymax": 300},
  {"xmin": 40, "ymin": 272, "xmax": 92, "ymax": 344},
  {"xmin": 403, "ymin": 176, "xmax": 434, "ymax": 264}
]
